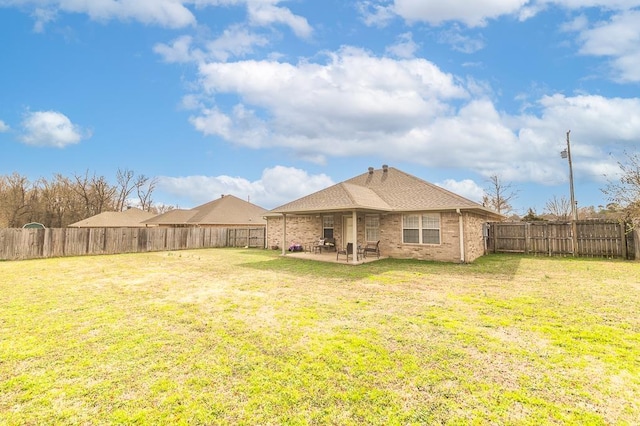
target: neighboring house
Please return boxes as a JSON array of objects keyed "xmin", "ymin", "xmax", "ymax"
[
  {"xmin": 267, "ymin": 165, "xmax": 503, "ymax": 263},
  {"xmin": 68, "ymin": 207, "xmax": 157, "ymax": 228},
  {"xmin": 142, "ymin": 194, "xmax": 267, "ymax": 229}
]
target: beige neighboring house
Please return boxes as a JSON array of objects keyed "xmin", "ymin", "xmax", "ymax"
[
  {"xmin": 68, "ymin": 207, "xmax": 157, "ymax": 228},
  {"xmin": 267, "ymin": 165, "xmax": 503, "ymax": 264},
  {"xmin": 142, "ymin": 194, "xmax": 267, "ymax": 229}
]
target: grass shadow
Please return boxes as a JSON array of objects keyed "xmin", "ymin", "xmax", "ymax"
[{"xmin": 239, "ymin": 252, "xmax": 523, "ymax": 281}]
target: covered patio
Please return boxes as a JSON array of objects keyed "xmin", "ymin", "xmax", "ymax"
[{"xmin": 281, "ymin": 246, "xmax": 386, "ymax": 265}]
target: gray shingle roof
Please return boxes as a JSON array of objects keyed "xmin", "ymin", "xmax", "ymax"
[
  {"xmin": 143, "ymin": 194, "xmax": 267, "ymax": 226},
  {"xmin": 270, "ymin": 166, "xmax": 502, "ymax": 218}
]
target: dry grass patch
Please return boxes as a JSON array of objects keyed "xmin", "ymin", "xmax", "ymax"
[{"xmin": 1, "ymin": 250, "xmax": 638, "ymax": 425}]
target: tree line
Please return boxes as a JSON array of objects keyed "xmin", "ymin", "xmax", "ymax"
[
  {"xmin": 0, "ymin": 169, "xmax": 172, "ymax": 228},
  {"xmin": 2, "ymin": 151, "xmax": 638, "ymax": 228}
]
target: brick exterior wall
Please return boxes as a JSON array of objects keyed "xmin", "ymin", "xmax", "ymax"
[
  {"xmin": 463, "ymin": 213, "xmax": 489, "ymax": 262},
  {"xmin": 267, "ymin": 211, "xmax": 491, "ymax": 262},
  {"xmin": 266, "ymin": 215, "xmax": 326, "ymax": 250}
]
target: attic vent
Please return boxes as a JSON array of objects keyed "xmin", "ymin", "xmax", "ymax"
[
  {"xmin": 382, "ymin": 164, "xmax": 388, "ymax": 172},
  {"xmin": 368, "ymin": 167, "xmax": 374, "ymax": 174}
]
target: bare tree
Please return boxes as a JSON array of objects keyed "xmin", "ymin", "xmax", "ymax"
[
  {"xmin": 38, "ymin": 174, "xmax": 82, "ymax": 227},
  {"xmin": 602, "ymin": 151, "xmax": 640, "ymax": 221},
  {"xmin": 1, "ymin": 169, "xmax": 163, "ymax": 226},
  {"xmin": 136, "ymin": 175, "xmax": 157, "ymax": 211},
  {"xmin": 153, "ymin": 203, "xmax": 176, "ymax": 214},
  {"xmin": 114, "ymin": 168, "xmax": 136, "ymax": 211},
  {"xmin": 482, "ymin": 174, "xmax": 518, "ymax": 215},
  {"xmin": 544, "ymin": 195, "xmax": 572, "ymax": 220},
  {"xmin": 1, "ymin": 172, "xmax": 33, "ymax": 227},
  {"xmin": 72, "ymin": 170, "xmax": 116, "ymax": 217}
]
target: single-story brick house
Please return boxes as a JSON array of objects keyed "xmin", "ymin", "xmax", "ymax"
[
  {"xmin": 143, "ymin": 194, "xmax": 267, "ymax": 229},
  {"xmin": 266, "ymin": 165, "xmax": 503, "ymax": 263}
]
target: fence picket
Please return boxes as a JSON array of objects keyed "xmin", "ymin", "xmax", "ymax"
[
  {"xmin": 488, "ymin": 220, "xmax": 635, "ymax": 259},
  {"xmin": 0, "ymin": 227, "xmax": 266, "ymax": 261}
]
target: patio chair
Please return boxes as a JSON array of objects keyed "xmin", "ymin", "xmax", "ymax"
[
  {"xmin": 363, "ymin": 240, "xmax": 380, "ymax": 258},
  {"xmin": 324, "ymin": 237, "xmax": 336, "ymax": 251},
  {"xmin": 336, "ymin": 242, "xmax": 353, "ymax": 261}
]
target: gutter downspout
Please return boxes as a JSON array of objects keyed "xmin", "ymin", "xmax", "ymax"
[
  {"xmin": 457, "ymin": 209, "xmax": 465, "ymax": 264},
  {"xmin": 281, "ymin": 214, "xmax": 287, "ymax": 256},
  {"xmin": 264, "ymin": 217, "xmax": 268, "ymax": 249}
]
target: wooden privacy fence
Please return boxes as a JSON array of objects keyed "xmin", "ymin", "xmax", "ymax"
[
  {"xmin": 487, "ymin": 220, "xmax": 636, "ymax": 259},
  {"xmin": 227, "ymin": 227, "xmax": 266, "ymax": 249},
  {"xmin": 0, "ymin": 227, "xmax": 266, "ymax": 261}
]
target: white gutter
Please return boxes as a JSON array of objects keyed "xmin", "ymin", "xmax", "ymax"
[{"xmin": 457, "ymin": 208, "xmax": 465, "ymax": 263}]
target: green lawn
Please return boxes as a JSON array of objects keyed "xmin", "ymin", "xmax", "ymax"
[{"xmin": 1, "ymin": 249, "xmax": 638, "ymax": 425}]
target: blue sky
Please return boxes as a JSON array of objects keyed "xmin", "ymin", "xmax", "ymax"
[{"xmin": 1, "ymin": 0, "xmax": 639, "ymax": 214}]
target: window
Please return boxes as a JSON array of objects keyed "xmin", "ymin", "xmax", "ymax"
[
  {"xmin": 365, "ymin": 215, "xmax": 379, "ymax": 242},
  {"xmin": 403, "ymin": 213, "xmax": 440, "ymax": 244},
  {"xmin": 403, "ymin": 215, "xmax": 420, "ymax": 243},
  {"xmin": 323, "ymin": 216, "xmax": 334, "ymax": 239},
  {"xmin": 422, "ymin": 213, "xmax": 440, "ymax": 244}
]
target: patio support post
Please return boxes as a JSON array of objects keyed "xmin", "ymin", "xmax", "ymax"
[
  {"xmin": 351, "ymin": 210, "xmax": 358, "ymax": 264},
  {"xmin": 281, "ymin": 214, "xmax": 287, "ymax": 256}
]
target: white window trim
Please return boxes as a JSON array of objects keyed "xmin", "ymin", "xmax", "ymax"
[{"xmin": 402, "ymin": 212, "xmax": 441, "ymax": 245}]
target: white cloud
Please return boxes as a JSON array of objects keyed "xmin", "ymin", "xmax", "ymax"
[
  {"xmin": 357, "ymin": 1, "xmax": 396, "ymax": 27},
  {"xmin": 154, "ymin": 35, "xmax": 198, "ymax": 63},
  {"xmin": 574, "ymin": 10, "xmax": 640, "ymax": 82},
  {"xmin": 4, "ymin": 0, "xmax": 311, "ymax": 35},
  {"xmin": 205, "ymin": 25, "xmax": 270, "ymax": 61},
  {"xmin": 356, "ymin": 0, "xmax": 640, "ymax": 33},
  {"xmin": 0, "ymin": 119, "xmax": 9, "ymax": 132},
  {"xmin": 189, "ymin": 47, "xmax": 470, "ymax": 162},
  {"xmin": 188, "ymin": 107, "xmax": 234, "ymax": 139},
  {"xmin": 437, "ymin": 178, "xmax": 485, "ymax": 203},
  {"xmin": 385, "ymin": 32, "xmax": 419, "ymax": 59},
  {"xmin": 31, "ymin": 7, "xmax": 57, "ymax": 32},
  {"xmin": 540, "ymin": 0, "xmax": 640, "ymax": 9},
  {"xmin": 391, "ymin": 0, "xmax": 530, "ymax": 27},
  {"xmin": 246, "ymin": 1, "xmax": 312, "ymax": 38},
  {"xmin": 195, "ymin": 0, "xmax": 313, "ymax": 37},
  {"xmin": 510, "ymin": 94, "xmax": 640, "ymax": 183},
  {"xmin": 20, "ymin": 110, "xmax": 89, "ymax": 148},
  {"xmin": 158, "ymin": 165, "xmax": 333, "ymax": 209},
  {"xmin": 5, "ymin": 0, "xmax": 196, "ymax": 29},
  {"xmin": 526, "ymin": 94, "xmax": 640, "ymax": 143},
  {"xmin": 438, "ymin": 25, "xmax": 485, "ymax": 53},
  {"xmin": 183, "ymin": 45, "xmax": 640, "ymax": 188}
]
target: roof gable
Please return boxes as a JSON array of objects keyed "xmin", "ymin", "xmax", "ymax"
[
  {"xmin": 144, "ymin": 194, "xmax": 268, "ymax": 226},
  {"xmin": 68, "ymin": 207, "xmax": 157, "ymax": 228},
  {"xmin": 270, "ymin": 166, "xmax": 501, "ymax": 218},
  {"xmin": 346, "ymin": 167, "xmax": 483, "ymax": 211}
]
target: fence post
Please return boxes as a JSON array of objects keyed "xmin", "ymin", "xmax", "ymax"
[
  {"xmin": 491, "ymin": 223, "xmax": 496, "ymax": 253},
  {"xmin": 620, "ymin": 222, "xmax": 627, "ymax": 260},
  {"xmin": 571, "ymin": 220, "xmax": 578, "ymax": 257}
]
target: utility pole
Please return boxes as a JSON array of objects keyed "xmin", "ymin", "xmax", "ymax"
[{"xmin": 561, "ymin": 130, "xmax": 578, "ymax": 221}]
